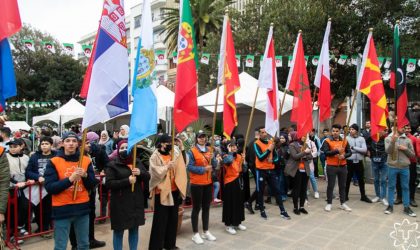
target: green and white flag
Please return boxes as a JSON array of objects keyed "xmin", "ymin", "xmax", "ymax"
[
  {"xmin": 200, "ymin": 53, "xmax": 210, "ymax": 64},
  {"xmin": 287, "ymin": 55, "xmax": 293, "ymax": 67},
  {"xmin": 155, "ymin": 50, "xmax": 166, "ymax": 65},
  {"xmin": 42, "ymin": 41, "xmax": 55, "ymax": 53},
  {"xmin": 245, "ymin": 55, "xmax": 254, "ymax": 67},
  {"xmin": 312, "ymin": 56, "xmax": 319, "ymax": 66},
  {"xmin": 63, "ymin": 43, "xmax": 74, "ymax": 56},
  {"xmin": 82, "ymin": 44, "xmax": 93, "ymax": 58},
  {"xmin": 383, "ymin": 57, "xmax": 391, "ymax": 69},
  {"xmin": 406, "ymin": 58, "xmax": 416, "ymax": 73},
  {"xmin": 172, "ymin": 52, "xmax": 178, "ymax": 64},
  {"xmin": 275, "ymin": 55, "xmax": 282, "ymax": 67},
  {"xmin": 418, "ymin": 59, "xmax": 420, "ymax": 67},
  {"xmin": 351, "ymin": 55, "xmax": 357, "ymax": 65},
  {"xmin": 304, "ymin": 55, "xmax": 309, "ymax": 66},
  {"xmin": 22, "ymin": 39, "xmax": 35, "ymax": 52},
  {"xmin": 330, "ymin": 54, "xmax": 336, "ymax": 62},
  {"xmin": 235, "ymin": 55, "xmax": 241, "ymax": 67},
  {"xmin": 259, "ymin": 56, "xmax": 264, "ymax": 66},
  {"xmin": 377, "ymin": 57, "xmax": 385, "ymax": 67},
  {"xmin": 337, "ymin": 55, "xmax": 347, "ymax": 65}
]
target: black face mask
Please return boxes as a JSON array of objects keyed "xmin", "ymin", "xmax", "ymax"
[
  {"xmin": 164, "ymin": 144, "xmax": 172, "ymax": 153},
  {"xmin": 119, "ymin": 150, "xmax": 128, "ymax": 159},
  {"xmin": 232, "ymin": 152, "xmax": 237, "ymax": 158}
]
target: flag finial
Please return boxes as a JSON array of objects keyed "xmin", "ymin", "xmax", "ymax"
[
  {"xmin": 328, "ymin": 17, "xmax": 332, "ymax": 21},
  {"xmin": 298, "ymin": 30, "xmax": 302, "ymax": 33},
  {"xmin": 369, "ymin": 27, "xmax": 373, "ymax": 32},
  {"xmin": 396, "ymin": 20, "xmax": 400, "ymax": 24}
]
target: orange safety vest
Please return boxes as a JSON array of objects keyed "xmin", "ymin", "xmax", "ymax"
[
  {"xmin": 224, "ymin": 154, "xmax": 242, "ymax": 184},
  {"xmin": 0, "ymin": 147, "xmax": 4, "ymax": 157},
  {"xmin": 189, "ymin": 147, "xmax": 212, "ymax": 185},
  {"xmin": 255, "ymin": 140, "xmax": 274, "ymax": 170},
  {"xmin": 155, "ymin": 154, "xmax": 177, "ymax": 194},
  {"xmin": 50, "ymin": 156, "xmax": 91, "ymax": 207},
  {"xmin": 325, "ymin": 138, "xmax": 347, "ymax": 166}
]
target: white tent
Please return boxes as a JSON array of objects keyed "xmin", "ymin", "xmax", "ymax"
[
  {"xmin": 4, "ymin": 121, "xmax": 31, "ymax": 132},
  {"xmin": 32, "ymin": 98, "xmax": 85, "ymax": 125},
  {"xmin": 197, "ymin": 72, "xmax": 294, "ymax": 114}
]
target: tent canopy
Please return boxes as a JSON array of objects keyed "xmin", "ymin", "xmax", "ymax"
[
  {"xmin": 197, "ymin": 72, "xmax": 294, "ymax": 114},
  {"xmin": 5, "ymin": 121, "xmax": 31, "ymax": 132},
  {"xmin": 32, "ymin": 98, "xmax": 85, "ymax": 125}
]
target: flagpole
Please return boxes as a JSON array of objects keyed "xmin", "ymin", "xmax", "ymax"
[
  {"xmin": 392, "ymin": 22, "xmax": 399, "ymax": 161},
  {"xmin": 131, "ymin": 144, "xmax": 137, "ymax": 192},
  {"xmin": 210, "ymin": 84, "xmax": 221, "ymax": 147},
  {"xmin": 278, "ymin": 89, "xmax": 288, "ymax": 125},
  {"xmin": 73, "ymin": 128, "xmax": 88, "ymax": 200},
  {"xmin": 243, "ymin": 86, "xmax": 260, "ymax": 160}
]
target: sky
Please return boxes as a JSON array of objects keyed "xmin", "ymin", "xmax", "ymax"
[{"xmin": 17, "ymin": 0, "xmax": 136, "ymax": 53}]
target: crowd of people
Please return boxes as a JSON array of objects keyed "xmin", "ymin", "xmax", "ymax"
[{"xmin": 0, "ymin": 119, "xmax": 419, "ymax": 249}]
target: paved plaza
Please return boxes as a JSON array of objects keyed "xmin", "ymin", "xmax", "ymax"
[{"xmin": 20, "ymin": 179, "xmax": 420, "ymax": 250}]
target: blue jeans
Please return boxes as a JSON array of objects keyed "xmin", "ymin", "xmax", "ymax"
[
  {"xmin": 54, "ymin": 214, "xmax": 89, "ymax": 250},
  {"xmin": 213, "ymin": 181, "xmax": 220, "ymax": 200},
  {"xmin": 274, "ymin": 169, "xmax": 287, "ymax": 200},
  {"xmin": 308, "ymin": 169, "xmax": 318, "ymax": 193},
  {"xmin": 388, "ymin": 167, "xmax": 409, "ymax": 207},
  {"xmin": 113, "ymin": 227, "xmax": 139, "ymax": 250},
  {"xmin": 372, "ymin": 161, "xmax": 388, "ymax": 199}
]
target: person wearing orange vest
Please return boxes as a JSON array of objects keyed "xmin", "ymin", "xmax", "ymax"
[
  {"xmin": 221, "ymin": 140, "xmax": 246, "ymax": 235},
  {"xmin": 321, "ymin": 124, "xmax": 352, "ymax": 212},
  {"xmin": 254, "ymin": 127, "xmax": 290, "ymax": 220},
  {"xmin": 187, "ymin": 131, "xmax": 218, "ymax": 245},
  {"xmin": 44, "ymin": 132, "xmax": 97, "ymax": 250}
]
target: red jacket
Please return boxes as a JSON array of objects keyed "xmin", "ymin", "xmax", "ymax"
[{"xmin": 407, "ymin": 133, "xmax": 417, "ymax": 163}]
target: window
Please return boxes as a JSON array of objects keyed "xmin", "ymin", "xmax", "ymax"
[{"xmin": 134, "ymin": 15, "xmax": 141, "ymax": 28}]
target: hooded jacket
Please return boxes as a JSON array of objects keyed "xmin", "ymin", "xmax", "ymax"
[{"xmin": 385, "ymin": 133, "xmax": 415, "ymax": 168}]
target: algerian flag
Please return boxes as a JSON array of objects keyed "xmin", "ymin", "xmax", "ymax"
[
  {"xmin": 337, "ymin": 55, "xmax": 348, "ymax": 65},
  {"xmin": 200, "ymin": 53, "xmax": 210, "ymax": 64},
  {"xmin": 42, "ymin": 41, "xmax": 55, "ymax": 53},
  {"xmin": 82, "ymin": 44, "xmax": 92, "ymax": 58},
  {"xmin": 22, "ymin": 39, "xmax": 35, "ymax": 52},
  {"xmin": 245, "ymin": 55, "xmax": 254, "ymax": 67},
  {"xmin": 418, "ymin": 59, "xmax": 420, "ymax": 67},
  {"xmin": 275, "ymin": 55, "xmax": 282, "ymax": 67},
  {"xmin": 351, "ymin": 55, "xmax": 357, "ymax": 65},
  {"xmin": 235, "ymin": 55, "xmax": 240, "ymax": 67},
  {"xmin": 312, "ymin": 56, "xmax": 319, "ymax": 66},
  {"xmin": 288, "ymin": 55, "xmax": 293, "ymax": 67},
  {"xmin": 383, "ymin": 57, "xmax": 391, "ymax": 69},
  {"xmin": 155, "ymin": 50, "xmax": 166, "ymax": 65},
  {"xmin": 382, "ymin": 69, "xmax": 391, "ymax": 81},
  {"xmin": 377, "ymin": 57, "xmax": 385, "ymax": 67},
  {"xmin": 406, "ymin": 58, "xmax": 416, "ymax": 72},
  {"xmin": 304, "ymin": 55, "xmax": 309, "ymax": 66},
  {"xmin": 172, "ymin": 52, "xmax": 178, "ymax": 64},
  {"xmin": 259, "ymin": 56, "xmax": 263, "ymax": 66},
  {"xmin": 63, "ymin": 43, "xmax": 74, "ymax": 56}
]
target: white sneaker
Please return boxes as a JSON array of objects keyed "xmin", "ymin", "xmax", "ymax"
[
  {"xmin": 314, "ymin": 192, "xmax": 320, "ymax": 199},
  {"xmin": 382, "ymin": 198, "xmax": 389, "ymax": 206},
  {"xmin": 236, "ymin": 224, "xmax": 247, "ymax": 231},
  {"xmin": 226, "ymin": 226, "xmax": 237, "ymax": 235},
  {"xmin": 371, "ymin": 197, "xmax": 380, "ymax": 203},
  {"xmin": 325, "ymin": 204, "xmax": 332, "ymax": 212},
  {"xmin": 202, "ymin": 231, "xmax": 216, "ymax": 241},
  {"xmin": 192, "ymin": 233, "xmax": 204, "ymax": 244},
  {"xmin": 340, "ymin": 203, "xmax": 352, "ymax": 212},
  {"xmin": 213, "ymin": 198, "xmax": 222, "ymax": 203}
]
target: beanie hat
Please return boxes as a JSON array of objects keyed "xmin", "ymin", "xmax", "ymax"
[
  {"xmin": 62, "ymin": 131, "xmax": 78, "ymax": 140},
  {"xmin": 350, "ymin": 123, "xmax": 359, "ymax": 132}
]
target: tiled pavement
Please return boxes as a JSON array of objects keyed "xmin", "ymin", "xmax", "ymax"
[{"xmin": 20, "ymin": 179, "xmax": 420, "ymax": 249}]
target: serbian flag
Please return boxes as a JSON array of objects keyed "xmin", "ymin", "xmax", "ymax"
[
  {"xmin": 0, "ymin": 0, "xmax": 21, "ymax": 111},
  {"xmin": 314, "ymin": 20, "xmax": 331, "ymax": 122},
  {"xmin": 174, "ymin": 0, "xmax": 199, "ymax": 132},
  {"xmin": 390, "ymin": 23, "xmax": 409, "ymax": 129},
  {"xmin": 218, "ymin": 14, "xmax": 240, "ymax": 139},
  {"xmin": 357, "ymin": 31, "xmax": 388, "ymax": 141},
  {"xmin": 285, "ymin": 32, "xmax": 313, "ymax": 138},
  {"xmin": 81, "ymin": 0, "xmax": 129, "ymax": 129},
  {"xmin": 258, "ymin": 26, "xmax": 279, "ymax": 137}
]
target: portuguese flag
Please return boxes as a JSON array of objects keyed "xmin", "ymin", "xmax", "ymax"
[
  {"xmin": 390, "ymin": 23, "xmax": 409, "ymax": 129},
  {"xmin": 173, "ymin": 0, "xmax": 199, "ymax": 132}
]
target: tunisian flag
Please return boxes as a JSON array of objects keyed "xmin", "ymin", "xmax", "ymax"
[
  {"xmin": 174, "ymin": 0, "xmax": 199, "ymax": 132},
  {"xmin": 314, "ymin": 20, "xmax": 331, "ymax": 122},
  {"xmin": 218, "ymin": 15, "xmax": 240, "ymax": 139},
  {"xmin": 357, "ymin": 32, "xmax": 388, "ymax": 141},
  {"xmin": 258, "ymin": 26, "xmax": 279, "ymax": 137},
  {"xmin": 286, "ymin": 32, "xmax": 313, "ymax": 138}
]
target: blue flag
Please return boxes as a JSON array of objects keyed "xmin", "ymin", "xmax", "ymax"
[
  {"xmin": 128, "ymin": 0, "xmax": 157, "ymax": 151},
  {"xmin": 0, "ymin": 38, "xmax": 17, "ymax": 110}
]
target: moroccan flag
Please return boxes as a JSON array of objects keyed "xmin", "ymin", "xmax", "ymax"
[
  {"xmin": 314, "ymin": 20, "xmax": 331, "ymax": 122},
  {"xmin": 174, "ymin": 0, "xmax": 199, "ymax": 132},
  {"xmin": 286, "ymin": 32, "xmax": 313, "ymax": 138},
  {"xmin": 390, "ymin": 23, "xmax": 409, "ymax": 129},
  {"xmin": 258, "ymin": 26, "xmax": 279, "ymax": 137},
  {"xmin": 357, "ymin": 31, "xmax": 388, "ymax": 142},
  {"xmin": 218, "ymin": 14, "xmax": 240, "ymax": 139}
]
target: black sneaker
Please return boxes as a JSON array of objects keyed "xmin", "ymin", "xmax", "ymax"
[
  {"xmin": 245, "ymin": 202, "xmax": 255, "ymax": 214},
  {"xmin": 299, "ymin": 208, "xmax": 308, "ymax": 214},
  {"xmin": 361, "ymin": 196, "xmax": 372, "ymax": 203},
  {"xmin": 293, "ymin": 208, "xmax": 300, "ymax": 215},
  {"xmin": 410, "ymin": 200, "xmax": 418, "ymax": 207},
  {"xmin": 255, "ymin": 204, "xmax": 261, "ymax": 211},
  {"xmin": 394, "ymin": 198, "xmax": 402, "ymax": 205},
  {"xmin": 404, "ymin": 207, "xmax": 417, "ymax": 217},
  {"xmin": 90, "ymin": 239, "xmax": 106, "ymax": 249},
  {"xmin": 384, "ymin": 205, "xmax": 393, "ymax": 215},
  {"xmin": 260, "ymin": 210, "xmax": 268, "ymax": 220},
  {"xmin": 280, "ymin": 211, "xmax": 291, "ymax": 220}
]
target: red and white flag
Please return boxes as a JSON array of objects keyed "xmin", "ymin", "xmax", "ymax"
[
  {"xmin": 314, "ymin": 20, "xmax": 331, "ymax": 122},
  {"xmin": 258, "ymin": 26, "xmax": 279, "ymax": 137}
]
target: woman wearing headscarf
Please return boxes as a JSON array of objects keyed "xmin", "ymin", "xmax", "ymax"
[
  {"xmin": 285, "ymin": 132, "xmax": 313, "ymax": 215},
  {"xmin": 276, "ymin": 132, "xmax": 290, "ymax": 201},
  {"xmin": 105, "ymin": 139, "xmax": 150, "ymax": 250},
  {"xmin": 148, "ymin": 134, "xmax": 187, "ymax": 250},
  {"xmin": 119, "ymin": 125, "xmax": 130, "ymax": 139},
  {"xmin": 98, "ymin": 130, "xmax": 114, "ymax": 155}
]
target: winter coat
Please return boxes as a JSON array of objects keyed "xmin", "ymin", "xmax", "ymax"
[
  {"xmin": 0, "ymin": 148, "xmax": 9, "ymax": 214},
  {"xmin": 26, "ymin": 150, "xmax": 57, "ymax": 180},
  {"xmin": 105, "ymin": 158, "xmax": 150, "ymax": 231},
  {"xmin": 285, "ymin": 142, "xmax": 312, "ymax": 177}
]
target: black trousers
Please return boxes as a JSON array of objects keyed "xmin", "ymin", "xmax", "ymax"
[
  {"xmin": 7, "ymin": 189, "xmax": 29, "ymax": 237},
  {"xmin": 97, "ymin": 183, "xmax": 108, "ymax": 217},
  {"xmin": 70, "ymin": 189, "xmax": 96, "ymax": 246},
  {"xmin": 292, "ymin": 171, "xmax": 308, "ymax": 209},
  {"xmin": 34, "ymin": 194, "xmax": 52, "ymax": 231},
  {"xmin": 396, "ymin": 162, "xmax": 417, "ymax": 200},
  {"xmin": 149, "ymin": 191, "xmax": 180, "ymax": 250},
  {"xmin": 326, "ymin": 165, "xmax": 347, "ymax": 204},
  {"xmin": 247, "ymin": 166, "xmax": 259, "ymax": 205},
  {"xmin": 313, "ymin": 157, "xmax": 319, "ymax": 178},
  {"xmin": 256, "ymin": 169, "xmax": 285, "ymax": 212},
  {"xmin": 345, "ymin": 161, "xmax": 366, "ymax": 199},
  {"xmin": 190, "ymin": 184, "xmax": 212, "ymax": 233}
]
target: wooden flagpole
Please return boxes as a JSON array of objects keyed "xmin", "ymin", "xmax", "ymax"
[
  {"xmin": 243, "ymin": 86, "xmax": 260, "ymax": 161},
  {"xmin": 131, "ymin": 144, "xmax": 137, "ymax": 192},
  {"xmin": 73, "ymin": 128, "xmax": 88, "ymax": 200}
]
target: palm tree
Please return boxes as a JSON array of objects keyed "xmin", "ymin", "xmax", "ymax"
[{"xmin": 160, "ymin": 0, "xmax": 235, "ymax": 54}]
